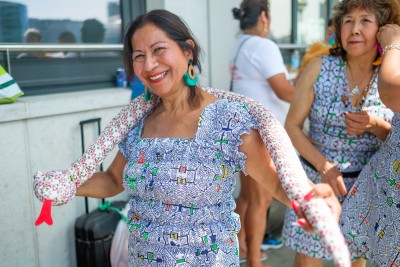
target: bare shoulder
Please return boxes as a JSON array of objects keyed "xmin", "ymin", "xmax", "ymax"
[
  {"xmin": 302, "ymin": 56, "xmax": 323, "ymax": 77},
  {"xmin": 199, "ymin": 87, "xmax": 219, "ymax": 104},
  {"xmin": 295, "ymin": 56, "xmax": 323, "ymax": 90}
]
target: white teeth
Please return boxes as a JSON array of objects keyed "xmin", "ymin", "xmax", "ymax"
[{"xmin": 149, "ymin": 71, "xmax": 167, "ymax": 80}]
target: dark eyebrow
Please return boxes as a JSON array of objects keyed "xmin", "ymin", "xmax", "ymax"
[
  {"xmin": 150, "ymin": 41, "xmax": 168, "ymax": 48},
  {"xmin": 132, "ymin": 41, "xmax": 167, "ymax": 54},
  {"xmin": 344, "ymin": 13, "xmax": 375, "ymax": 19}
]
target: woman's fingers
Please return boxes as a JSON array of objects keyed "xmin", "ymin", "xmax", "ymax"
[
  {"xmin": 322, "ymin": 167, "xmax": 346, "ymax": 196},
  {"xmin": 309, "ymin": 183, "xmax": 342, "ymax": 222},
  {"xmin": 291, "ymin": 200, "xmax": 314, "ymax": 232},
  {"xmin": 337, "ymin": 176, "xmax": 347, "ymax": 196},
  {"xmin": 293, "ymin": 184, "xmax": 342, "ymax": 232},
  {"xmin": 378, "ymin": 24, "xmax": 400, "ymax": 46}
]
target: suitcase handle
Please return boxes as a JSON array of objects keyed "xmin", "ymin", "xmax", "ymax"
[
  {"xmin": 98, "ymin": 200, "xmax": 127, "ymax": 222},
  {"xmin": 79, "ymin": 118, "xmax": 105, "ymax": 213}
]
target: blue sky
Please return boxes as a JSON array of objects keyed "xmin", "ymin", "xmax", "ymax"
[{"xmin": 11, "ymin": 0, "xmax": 116, "ymax": 23}]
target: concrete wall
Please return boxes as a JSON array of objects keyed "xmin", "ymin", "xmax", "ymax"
[{"xmin": 0, "ymin": 89, "xmax": 131, "ymax": 267}]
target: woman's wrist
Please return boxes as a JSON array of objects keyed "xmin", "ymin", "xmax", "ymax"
[
  {"xmin": 382, "ymin": 43, "xmax": 400, "ymax": 55},
  {"xmin": 367, "ymin": 118, "xmax": 391, "ymax": 141},
  {"xmin": 317, "ymin": 157, "xmax": 332, "ymax": 174}
]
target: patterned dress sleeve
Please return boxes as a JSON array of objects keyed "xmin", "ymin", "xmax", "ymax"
[{"xmin": 201, "ymin": 100, "xmax": 258, "ymax": 176}]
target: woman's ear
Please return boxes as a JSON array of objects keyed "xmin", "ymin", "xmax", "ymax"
[
  {"xmin": 184, "ymin": 39, "xmax": 195, "ymax": 58},
  {"xmin": 260, "ymin": 11, "xmax": 270, "ymax": 23},
  {"xmin": 260, "ymin": 11, "xmax": 266, "ymax": 23}
]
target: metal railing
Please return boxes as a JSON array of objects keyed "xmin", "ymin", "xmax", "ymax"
[
  {"xmin": 0, "ymin": 44, "xmax": 123, "ymax": 72},
  {"xmin": 0, "ymin": 43, "xmax": 307, "ymax": 73},
  {"xmin": 277, "ymin": 44, "xmax": 308, "ymax": 50}
]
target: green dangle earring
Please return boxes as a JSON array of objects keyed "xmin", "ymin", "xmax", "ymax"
[
  {"xmin": 183, "ymin": 59, "xmax": 198, "ymax": 86},
  {"xmin": 144, "ymin": 87, "xmax": 151, "ymax": 101}
]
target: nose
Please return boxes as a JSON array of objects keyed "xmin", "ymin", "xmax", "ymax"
[
  {"xmin": 350, "ymin": 21, "xmax": 361, "ymax": 35},
  {"xmin": 144, "ymin": 54, "xmax": 158, "ymax": 71}
]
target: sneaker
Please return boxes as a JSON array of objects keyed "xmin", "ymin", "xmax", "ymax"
[{"xmin": 261, "ymin": 235, "xmax": 283, "ymax": 250}]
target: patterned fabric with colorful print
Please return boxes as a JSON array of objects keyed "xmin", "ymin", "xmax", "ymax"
[
  {"xmin": 119, "ymin": 99, "xmax": 255, "ymax": 266},
  {"xmin": 340, "ymin": 112, "xmax": 400, "ymax": 266},
  {"xmin": 282, "ymin": 55, "xmax": 393, "ymax": 260}
]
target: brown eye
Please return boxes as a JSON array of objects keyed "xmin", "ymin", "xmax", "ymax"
[
  {"xmin": 153, "ymin": 47, "xmax": 166, "ymax": 55},
  {"xmin": 132, "ymin": 54, "xmax": 144, "ymax": 62}
]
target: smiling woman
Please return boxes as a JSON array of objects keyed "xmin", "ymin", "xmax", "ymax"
[
  {"xmin": 282, "ymin": 1, "xmax": 399, "ymax": 267},
  {"xmin": 33, "ymin": 9, "xmax": 346, "ymax": 267}
]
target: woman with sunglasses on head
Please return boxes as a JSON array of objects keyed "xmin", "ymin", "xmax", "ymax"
[{"xmin": 282, "ymin": 0, "xmax": 398, "ymax": 266}]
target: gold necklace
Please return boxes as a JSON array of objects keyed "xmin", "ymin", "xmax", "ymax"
[{"xmin": 347, "ymin": 64, "xmax": 372, "ymax": 97}]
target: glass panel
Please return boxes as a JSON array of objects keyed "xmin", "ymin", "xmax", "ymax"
[
  {"xmin": 297, "ymin": 0, "xmax": 328, "ymax": 45},
  {"xmin": 0, "ymin": 0, "xmax": 122, "ymax": 44},
  {"xmin": 270, "ymin": 0, "xmax": 292, "ymax": 44},
  {"xmin": 329, "ymin": 0, "xmax": 341, "ymax": 14}
]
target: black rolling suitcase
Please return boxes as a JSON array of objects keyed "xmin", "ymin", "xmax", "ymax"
[
  {"xmin": 75, "ymin": 200, "xmax": 127, "ymax": 267},
  {"xmin": 74, "ymin": 118, "xmax": 127, "ymax": 267}
]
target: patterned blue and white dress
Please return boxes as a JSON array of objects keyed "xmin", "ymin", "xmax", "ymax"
[
  {"xmin": 341, "ymin": 112, "xmax": 400, "ymax": 266},
  {"xmin": 119, "ymin": 99, "xmax": 257, "ymax": 266},
  {"xmin": 282, "ymin": 55, "xmax": 393, "ymax": 260}
]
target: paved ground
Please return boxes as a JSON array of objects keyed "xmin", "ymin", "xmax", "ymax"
[
  {"xmin": 242, "ymin": 245, "xmax": 335, "ymax": 267},
  {"xmin": 237, "ymin": 199, "xmax": 298, "ymax": 267},
  {"xmin": 235, "ymin": 189, "xmax": 372, "ymax": 267},
  {"xmin": 243, "ymin": 246, "xmax": 371, "ymax": 267}
]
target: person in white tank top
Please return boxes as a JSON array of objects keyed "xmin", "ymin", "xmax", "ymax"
[{"xmin": 230, "ymin": 1, "xmax": 294, "ymax": 266}]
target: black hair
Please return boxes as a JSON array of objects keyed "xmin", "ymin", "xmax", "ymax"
[
  {"xmin": 327, "ymin": 18, "xmax": 333, "ymax": 27},
  {"xmin": 232, "ymin": 0, "xmax": 270, "ymax": 30},
  {"xmin": 81, "ymin": 19, "xmax": 105, "ymax": 43},
  {"xmin": 123, "ymin": 9, "xmax": 203, "ymax": 107}
]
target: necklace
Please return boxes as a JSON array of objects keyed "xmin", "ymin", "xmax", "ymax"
[
  {"xmin": 347, "ymin": 64, "xmax": 372, "ymax": 97},
  {"xmin": 350, "ymin": 68, "xmax": 377, "ymax": 109}
]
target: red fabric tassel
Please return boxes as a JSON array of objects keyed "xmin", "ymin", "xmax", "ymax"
[{"xmin": 35, "ymin": 199, "xmax": 53, "ymax": 226}]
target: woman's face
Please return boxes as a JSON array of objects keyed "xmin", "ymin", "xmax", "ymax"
[
  {"xmin": 131, "ymin": 23, "xmax": 192, "ymax": 97},
  {"xmin": 341, "ymin": 8, "xmax": 379, "ymax": 58}
]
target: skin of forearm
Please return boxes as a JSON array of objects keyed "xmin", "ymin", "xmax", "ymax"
[
  {"xmin": 275, "ymin": 83, "xmax": 294, "ymax": 103},
  {"xmin": 286, "ymin": 124, "xmax": 327, "ymax": 173},
  {"xmin": 76, "ymin": 171, "xmax": 124, "ymax": 198},
  {"xmin": 378, "ymin": 52, "xmax": 400, "ymax": 111},
  {"xmin": 270, "ymin": 177, "xmax": 291, "ymax": 207},
  {"xmin": 267, "ymin": 167, "xmax": 316, "ymax": 209},
  {"xmin": 367, "ymin": 119, "xmax": 392, "ymax": 141}
]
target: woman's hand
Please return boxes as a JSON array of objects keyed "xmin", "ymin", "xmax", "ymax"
[
  {"xmin": 345, "ymin": 111, "xmax": 376, "ymax": 136},
  {"xmin": 319, "ymin": 160, "xmax": 347, "ymax": 196},
  {"xmin": 345, "ymin": 111, "xmax": 391, "ymax": 141},
  {"xmin": 292, "ymin": 183, "xmax": 342, "ymax": 232},
  {"xmin": 377, "ymin": 24, "xmax": 400, "ymax": 49}
]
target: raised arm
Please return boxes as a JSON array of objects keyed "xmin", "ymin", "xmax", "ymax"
[
  {"xmin": 285, "ymin": 57, "xmax": 347, "ymax": 196},
  {"xmin": 377, "ymin": 24, "xmax": 400, "ymax": 112}
]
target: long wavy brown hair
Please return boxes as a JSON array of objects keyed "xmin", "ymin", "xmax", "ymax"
[{"xmin": 330, "ymin": 0, "xmax": 400, "ymax": 61}]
